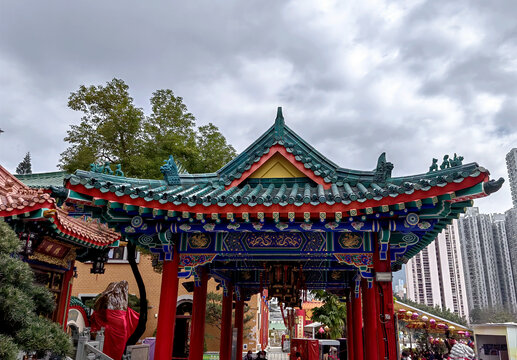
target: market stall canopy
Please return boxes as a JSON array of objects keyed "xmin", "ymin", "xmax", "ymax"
[{"xmin": 395, "ymin": 300, "xmax": 470, "ymax": 332}]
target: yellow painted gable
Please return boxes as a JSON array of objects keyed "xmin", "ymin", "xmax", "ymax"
[{"xmin": 249, "ymin": 153, "xmax": 307, "ymax": 179}]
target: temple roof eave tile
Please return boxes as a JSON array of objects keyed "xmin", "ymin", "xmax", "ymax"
[{"xmin": 64, "ymin": 165, "xmax": 489, "ymax": 212}]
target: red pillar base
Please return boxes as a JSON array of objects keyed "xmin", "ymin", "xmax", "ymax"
[
  {"xmin": 352, "ymin": 284, "xmax": 364, "ymax": 360},
  {"xmin": 235, "ymin": 298, "xmax": 245, "ymax": 359},
  {"xmin": 220, "ymin": 284, "xmax": 234, "ymax": 360},
  {"xmin": 189, "ymin": 268, "xmax": 209, "ymax": 360},
  {"xmin": 362, "ymin": 279, "xmax": 379, "ymax": 360},
  {"xmin": 346, "ymin": 292, "xmax": 354, "ymax": 360}
]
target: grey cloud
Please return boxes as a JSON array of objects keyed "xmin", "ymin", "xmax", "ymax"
[{"xmin": 0, "ymin": 0, "xmax": 515, "ymax": 213}]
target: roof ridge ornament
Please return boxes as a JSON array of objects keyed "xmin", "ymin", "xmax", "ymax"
[
  {"xmin": 161, "ymin": 155, "xmax": 181, "ymax": 185},
  {"xmin": 274, "ymin": 107, "xmax": 285, "ymax": 141},
  {"xmin": 483, "ymin": 177, "xmax": 504, "ymax": 195},
  {"xmin": 373, "ymin": 152, "xmax": 393, "ymax": 184}
]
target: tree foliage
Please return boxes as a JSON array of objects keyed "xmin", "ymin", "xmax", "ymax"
[
  {"xmin": 311, "ymin": 290, "xmax": 347, "ymax": 339},
  {"xmin": 469, "ymin": 306, "xmax": 517, "ymax": 324},
  {"xmin": 205, "ymin": 291, "xmax": 254, "ymax": 334},
  {"xmin": 0, "ymin": 222, "xmax": 73, "ymax": 358},
  {"xmin": 394, "ymin": 296, "xmax": 468, "ymax": 326},
  {"xmin": 16, "ymin": 152, "xmax": 32, "ymax": 174},
  {"xmin": 60, "ymin": 78, "xmax": 237, "ymax": 177}
]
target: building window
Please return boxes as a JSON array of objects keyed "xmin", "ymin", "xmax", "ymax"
[{"xmin": 107, "ymin": 246, "xmax": 140, "ymax": 264}]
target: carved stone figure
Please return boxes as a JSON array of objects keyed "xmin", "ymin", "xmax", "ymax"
[
  {"xmin": 115, "ymin": 164, "xmax": 124, "ymax": 177},
  {"xmin": 103, "ymin": 162, "xmax": 114, "ymax": 175},
  {"xmin": 450, "ymin": 153, "xmax": 464, "ymax": 167},
  {"xmin": 373, "ymin": 152, "xmax": 394, "ymax": 183},
  {"xmin": 90, "ymin": 163, "xmax": 104, "ymax": 173},
  {"xmin": 160, "ymin": 155, "xmax": 181, "ymax": 185},
  {"xmin": 440, "ymin": 155, "xmax": 450, "ymax": 170},
  {"xmin": 429, "ymin": 158, "xmax": 438, "ymax": 172},
  {"xmin": 90, "ymin": 281, "xmax": 139, "ymax": 360},
  {"xmin": 94, "ymin": 280, "xmax": 129, "ymax": 311}
]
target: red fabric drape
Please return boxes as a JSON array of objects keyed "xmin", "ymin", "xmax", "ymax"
[{"xmin": 90, "ymin": 307, "xmax": 139, "ymax": 360}]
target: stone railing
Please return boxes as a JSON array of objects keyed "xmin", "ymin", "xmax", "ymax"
[
  {"xmin": 75, "ymin": 328, "xmax": 112, "ymax": 360},
  {"xmin": 74, "ymin": 328, "xmax": 150, "ymax": 360}
]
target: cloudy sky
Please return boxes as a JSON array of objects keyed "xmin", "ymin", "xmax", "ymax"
[{"xmin": 1, "ymin": 0, "xmax": 516, "ymax": 213}]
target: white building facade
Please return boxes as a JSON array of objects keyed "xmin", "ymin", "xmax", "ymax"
[
  {"xmin": 505, "ymin": 207, "xmax": 517, "ymax": 293},
  {"xmin": 458, "ymin": 208, "xmax": 517, "ymax": 314},
  {"xmin": 406, "ymin": 220, "xmax": 470, "ymax": 319},
  {"xmin": 506, "ymin": 148, "xmax": 517, "ymax": 208}
]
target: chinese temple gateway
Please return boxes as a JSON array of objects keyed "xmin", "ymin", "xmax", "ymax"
[{"xmin": 62, "ymin": 108, "xmax": 502, "ymax": 360}]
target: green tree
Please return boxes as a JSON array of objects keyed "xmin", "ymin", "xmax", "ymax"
[
  {"xmin": 15, "ymin": 152, "xmax": 32, "ymax": 174},
  {"xmin": 60, "ymin": 79, "xmax": 236, "ymax": 177},
  {"xmin": 60, "ymin": 78, "xmax": 145, "ymax": 176},
  {"xmin": 470, "ymin": 306, "xmax": 517, "ymax": 324},
  {"xmin": 195, "ymin": 123, "xmax": 237, "ymax": 173},
  {"xmin": 311, "ymin": 290, "xmax": 347, "ymax": 339},
  {"xmin": 0, "ymin": 222, "xmax": 73, "ymax": 359},
  {"xmin": 205, "ymin": 291, "xmax": 254, "ymax": 334},
  {"xmin": 140, "ymin": 89, "xmax": 198, "ymax": 178}
]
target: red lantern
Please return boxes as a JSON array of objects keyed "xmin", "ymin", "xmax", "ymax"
[{"xmin": 398, "ymin": 309, "xmax": 407, "ymax": 320}]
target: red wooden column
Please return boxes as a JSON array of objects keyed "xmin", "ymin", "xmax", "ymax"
[
  {"xmin": 155, "ymin": 252, "xmax": 180, "ymax": 360},
  {"xmin": 351, "ymin": 281, "xmax": 364, "ymax": 360},
  {"xmin": 346, "ymin": 290, "xmax": 354, "ymax": 360},
  {"xmin": 374, "ymin": 235, "xmax": 397, "ymax": 360},
  {"xmin": 58, "ymin": 260, "xmax": 75, "ymax": 329},
  {"xmin": 362, "ymin": 278, "xmax": 379, "ymax": 360},
  {"xmin": 189, "ymin": 268, "xmax": 209, "ymax": 360},
  {"xmin": 219, "ymin": 283, "xmax": 234, "ymax": 360},
  {"xmin": 234, "ymin": 297, "xmax": 245, "ymax": 359}
]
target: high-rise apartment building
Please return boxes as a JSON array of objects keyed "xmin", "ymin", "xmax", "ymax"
[
  {"xmin": 458, "ymin": 208, "xmax": 517, "ymax": 313},
  {"xmin": 506, "ymin": 148, "xmax": 517, "ymax": 208},
  {"xmin": 505, "ymin": 207, "xmax": 517, "ymax": 292},
  {"xmin": 406, "ymin": 220, "xmax": 469, "ymax": 319},
  {"xmin": 492, "ymin": 214, "xmax": 517, "ymax": 312}
]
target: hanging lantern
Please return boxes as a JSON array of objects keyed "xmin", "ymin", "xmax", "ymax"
[
  {"xmin": 318, "ymin": 327, "xmax": 325, "ymax": 334},
  {"xmin": 324, "ymin": 326, "xmax": 330, "ymax": 332},
  {"xmin": 465, "ymin": 331, "xmax": 470, "ymax": 337},
  {"xmin": 429, "ymin": 319, "xmax": 436, "ymax": 328},
  {"xmin": 406, "ymin": 311, "xmax": 413, "ymax": 319},
  {"xmin": 449, "ymin": 326, "xmax": 455, "ymax": 332},
  {"xmin": 437, "ymin": 323, "xmax": 448, "ymax": 330},
  {"xmin": 90, "ymin": 252, "xmax": 109, "ymax": 274},
  {"xmin": 421, "ymin": 315, "xmax": 429, "ymax": 322},
  {"xmin": 411, "ymin": 312, "xmax": 419, "ymax": 320},
  {"xmin": 398, "ymin": 309, "xmax": 407, "ymax": 320}
]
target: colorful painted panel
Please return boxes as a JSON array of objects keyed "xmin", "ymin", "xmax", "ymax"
[
  {"xmin": 337, "ymin": 233, "xmax": 362, "ymax": 249},
  {"xmin": 246, "ymin": 233, "xmax": 303, "ymax": 248},
  {"xmin": 334, "ymin": 253, "xmax": 374, "ymax": 268}
]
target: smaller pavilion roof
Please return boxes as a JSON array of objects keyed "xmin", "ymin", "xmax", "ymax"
[
  {"xmin": 1, "ymin": 165, "xmax": 119, "ymax": 249},
  {"xmin": 15, "ymin": 171, "xmax": 68, "ymax": 189}
]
